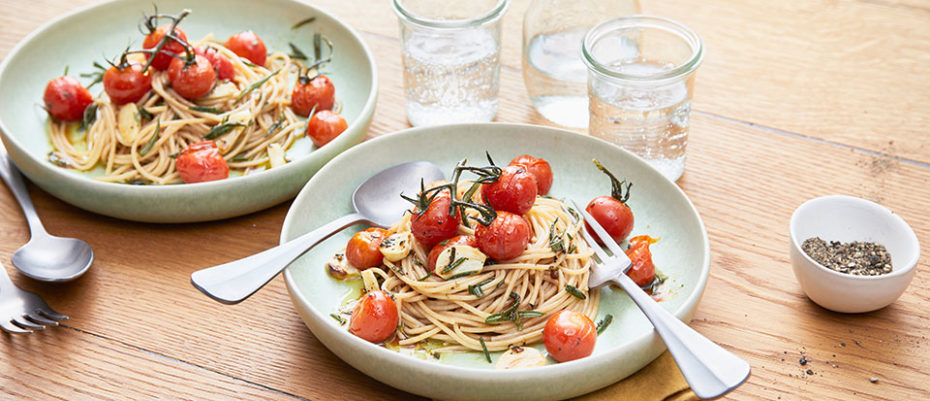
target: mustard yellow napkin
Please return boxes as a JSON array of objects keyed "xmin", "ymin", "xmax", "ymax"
[{"xmin": 573, "ymin": 351, "xmax": 697, "ymax": 401}]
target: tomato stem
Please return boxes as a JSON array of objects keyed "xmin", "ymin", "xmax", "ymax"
[{"xmin": 593, "ymin": 159, "xmax": 632, "ymax": 204}]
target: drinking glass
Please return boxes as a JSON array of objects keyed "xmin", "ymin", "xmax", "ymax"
[
  {"xmin": 582, "ymin": 16, "xmax": 703, "ymax": 181},
  {"xmin": 392, "ymin": 0, "xmax": 509, "ymax": 127}
]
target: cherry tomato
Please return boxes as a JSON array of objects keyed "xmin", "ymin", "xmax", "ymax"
[
  {"xmin": 427, "ymin": 235, "xmax": 478, "ymax": 272},
  {"xmin": 291, "ymin": 75, "xmax": 335, "ymax": 116},
  {"xmin": 483, "ymin": 165, "xmax": 538, "ymax": 215},
  {"xmin": 43, "ymin": 76, "xmax": 94, "ymax": 122},
  {"xmin": 510, "ymin": 155, "xmax": 553, "ymax": 195},
  {"xmin": 346, "ymin": 228, "xmax": 391, "ymax": 270},
  {"xmin": 410, "ymin": 191, "xmax": 461, "ymax": 249},
  {"xmin": 167, "ymin": 55, "xmax": 216, "ymax": 100},
  {"xmin": 543, "ymin": 310, "xmax": 597, "ymax": 362},
  {"xmin": 175, "ymin": 140, "xmax": 228, "ymax": 183},
  {"xmin": 585, "ymin": 196, "xmax": 634, "ymax": 244},
  {"xmin": 225, "ymin": 31, "xmax": 267, "ymax": 66},
  {"xmin": 103, "ymin": 63, "xmax": 152, "ymax": 105},
  {"xmin": 349, "ymin": 290, "xmax": 399, "ymax": 343},
  {"xmin": 625, "ymin": 235, "xmax": 657, "ymax": 287},
  {"xmin": 475, "ymin": 211, "xmax": 531, "ymax": 261},
  {"xmin": 306, "ymin": 110, "xmax": 348, "ymax": 147},
  {"xmin": 142, "ymin": 25, "xmax": 189, "ymax": 71},
  {"xmin": 194, "ymin": 46, "xmax": 235, "ymax": 81}
]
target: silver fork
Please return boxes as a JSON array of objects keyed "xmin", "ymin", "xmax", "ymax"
[
  {"xmin": 571, "ymin": 200, "xmax": 750, "ymax": 399},
  {"xmin": 0, "ymin": 262, "xmax": 68, "ymax": 333}
]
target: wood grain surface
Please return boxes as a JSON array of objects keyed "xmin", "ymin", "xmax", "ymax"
[{"xmin": 1, "ymin": 0, "xmax": 928, "ymax": 400}]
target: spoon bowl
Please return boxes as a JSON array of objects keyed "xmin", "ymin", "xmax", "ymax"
[
  {"xmin": 13, "ymin": 236, "xmax": 94, "ymax": 282},
  {"xmin": 191, "ymin": 161, "xmax": 445, "ymax": 304}
]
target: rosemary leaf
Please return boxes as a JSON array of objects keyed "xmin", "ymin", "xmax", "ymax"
[
  {"xmin": 517, "ymin": 310, "xmax": 544, "ymax": 319},
  {"xmin": 445, "ymin": 271, "xmax": 477, "ymax": 280},
  {"xmin": 467, "ymin": 278, "xmax": 493, "ymax": 298},
  {"xmin": 596, "ymin": 314, "xmax": 614, "ymax": 335},
  {"xmin": 138, "ymin": 107, "xmax": 154, "ymax": 121},
  {"xmin": 565, "ymin": 285, "xmax": 587, "ymax": 300},
  {"xmin": 204, "ymin": 121, "xmax": 247, "ymax": 140},
  {"xmin": 140, "ymin": 119, "xmax": 160, "ymax": 156},
  {"xmin": 288, "ymin": 42, "xmax": 308, "ymax": 60},
  {"xmin": 291, "ymin": 16, "xmax": 316, "ymax": 30},
  {"xmin": 441, "ymin": 257, "xmax": 466, "ymax": 274},
  {"xmin": 80, "ymin": 103, "xmax": 98, "ymax": 131},
  {"xmin": 313, "ymin": 32, "xmax": 322, "ymax": 61},
  {"xmin": 189, "ymin": 105, "xmax": 225, "ymax": 114},
  {"xmin": 549, "ymin": 217, "xmax": 564, "ymax": 253},
  {"xmin": 230, "ymin": 153, "xmax": 250, "ymax": 162},
  {"xmin": 236, "ymin": 69, "xmax": 280, "ymax": 100},
  {"xmin": 479, "ymin": 338, "xmax": 491, "ymax": 363},
  {"xmin": 329, "ymin": 313, "xmax": 346, "ymax": 324},
  {"xmin": 417, "ymin": 271, "xmax": 434, "ymax": 281}
]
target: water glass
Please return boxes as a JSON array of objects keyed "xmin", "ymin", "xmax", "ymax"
[
  {"xmin": 392, "ymin": 0, "xmax": 509, "ymax": 127},
  {"xmin": 582, "ymin": 16, "xmax": 703, "ymax": 181}
]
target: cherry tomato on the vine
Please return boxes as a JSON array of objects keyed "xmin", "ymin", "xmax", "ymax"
[
  {"xmin": 175, "ymin": 140, "xmax": 228, "ymax": 183},
  {"xmin": 306, "ymin": 110, "xmax": 348, "ymax": 147},
  {"xmin": 427, "ymin": 235, "xmax": 478, "ymax": 272},
  {"xmin": 167, "ymin": 55, "xmax": 216, "ymax": 100},
  {"xmin": 483, "ymin": 165, "xmax": 538, "ymax": 215},
  {"xmin": 410, "ymin": 191, "xmax": 460, "ymax": 249},
  {"xmin": 142, "ymin": 25, "xmax": 189, "ymax": 71},
  {"xmin": 346, "ymin": 228, "xmax": 391, "ymax": 270},
  {"xmin": 585, "ymin": 196, "xmax": 634, "ymax": 244},
  {"xmin": 194, "ymin": 46, "xmax": 235, "ymax": 81},
  {"xmin": 543, "ymin": 310, "xmax": 597, "ymax": 362},
  {"xmin": 43, "ymin": 76, "xmax": 94, "ymax": 122},
  {"xmin": 509, "ymin": 155, "xmax": 553, "ymax": 195},
  {"xmin": 625, "ymin": 235, "xmax": 657, "ymax": 287},
  {"xmin": 349, "ymin": 290, "xmax": 398, "ymax": 343},
  {"xmin": 103, "ymin": 62, "xmax": 152, "ymax": 105},
  {"xmin": 291, "ymin": 74, "xmax": 335, "ymax": 117},
  {"xmin": 475, "ymin": 211, "xmax": 531, "ymax": 261},
  {"xmin": 225, "ymin": 31, "xmax": 267, "ymax": 66}
]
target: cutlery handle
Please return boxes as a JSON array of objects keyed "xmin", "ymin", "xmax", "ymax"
[
  {"xmin": 191, "ymin": 213, "xmax": 365, "ymax": 304},
  {"xmin": 0, "ymin": 151, "xmax": 47, "ymax": 236},
  {"xmin": 611, "ymin": 273, "xmax": 751, "ymax": 399}
]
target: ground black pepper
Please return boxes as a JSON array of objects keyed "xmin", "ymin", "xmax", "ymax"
[{"xmin": 801, "ymin": 237, "xmax": 892, "ymax": 276}]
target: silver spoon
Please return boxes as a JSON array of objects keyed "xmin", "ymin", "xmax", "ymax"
[
  {"xmin": 0, "ymin": 150, "xmax": 94, "ymax": 282},
  {"xmin": 191, "ymin": 161, "xmax": 445, "ymax": 304}
]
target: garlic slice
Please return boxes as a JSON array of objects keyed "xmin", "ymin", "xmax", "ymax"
[
  {"xmin": 435, "ymin": 245, "xmax": 486, "ymax": 280},
  {"xmin": 117, "ymin": 103, "xmax": 141, "ymax": 146},
  {"xmin": 379, "ymin": 232, "xmax": 412, "ymax": 262},
  {"xmin": 326, "ymin": 251, "xmax": 358, "ymax": 280},
  {"xmin": 267, "ymin": 143, "xmax": 286, "ymax": 168},
  {"xmin": 495, "ymin": 346, "xmax": 547, "ymax": 370}
]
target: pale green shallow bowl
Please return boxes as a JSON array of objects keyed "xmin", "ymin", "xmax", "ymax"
[
  {"xmin": 0, "ymin": 0, "xmax": 376, "ymax": 223},
  {"xmin": 283, "ymin": 123, "xmax": 710, "ymax": 401}
]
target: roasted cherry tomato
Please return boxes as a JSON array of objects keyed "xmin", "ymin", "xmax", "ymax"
[
  {"xmin": 103, "ymin": 62, "xmax": 152, "ymax": 105},
  {"xmin": 475, "ymin": 211, "xmax": 531, "ymax": 261},
  {"xmin": 43, "ymin": 76, "xmax": 94, "ymax": 122},
  {"xmin": 543, "ymin": 310, "xmax": 597, "ymax": 362},
  {"xmin": 427, "ymin": 235, "xmax": 478, "ymax": 272},
  {"xmin": 194, "ymin": 46, "xmax": 235, "ymax": 81},
  {"xmin": 175, "ymin": 140, "xmax": 228, "ymax": 183},
  {"xmin": 510, "ymin": 155, "xmax": 553, "ymax": 195},
  {"xmin": 225, "ymin": 31, "xmax": 267, "ymax": 66},
  {"xmin": 349, "ymin": 290, "xmax": 399, "ymax": 343},
  {"xmin": 291, "ymin": 75, "xmax": 335, "ymax": 116},
  {"xmin": 410, "ymin": 191, "xmax": 461, "ymax": 249},
  {"xmin": 306, "ymin": 110, "xmax": 348, "ymax": 147},
  {"xmin": 585, "ymin": 196, "xmax": 634, "ymax": 244},
  {"xmin": 483, "ymin": 165, "xmax": 538, "ymax": 215},
  {"xmin": 167, "ymin": 55, "xmax": 216, "ymax": 100},
  {"xmin": 346, "ymin": 228, "xmax": 391, "ymax": 270},
  {"xmin": 142, "ymin": 25, "xmax": 189, "ymax": 71},
  {"xmin": 625, "ymin": 235, "xmax": 657, "ymax": 287}
]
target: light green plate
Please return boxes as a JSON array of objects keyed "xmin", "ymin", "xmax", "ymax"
[
  {"xmin": 0, "ymin": 0, "xmax": 376, "ymax": 223},
  {"xmin": 283, "ymin": 123, "xmax": 710, "ymax": 401}
]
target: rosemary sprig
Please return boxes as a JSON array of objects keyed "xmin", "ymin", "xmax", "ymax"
[
  {"xmin": 79, "ymin": 62, "xmax": 107, "ymax": 89},
  {"xmin": 189, "ymin": 105, "xmax": 225, "ymax": 114},
  {"xmin": 596, "ymin": 314, "xmax": 614, "ymax": 335},
  {"xmin": 291, "ymin": 16, "xmax": 317, "ymax": 30},
  {"xmin": 236, "ymin": 69, "xmax": 281, "ymax": 100},
  {"xmin": 479, "ymin": 338, "xmax": 491, "ymax": 363},
  {"xmin": 140, "ymin": 119, "xmax": 160, "ymax": 156},
  {"xmin": 204, "ymin": 120, "xmax": 247, "ymax": 140},
  {"xmin": 565, "ymin": 285, "xmax": 587, "ymax": 300},
  {"xmin": 549, "ymin": 217, "xmax": 564, "ymax": 253},
  {"xmin": 140, "ymin": 8, "xmax": 192, "ymax": 73},
  {"xmin": 329, "ymin": 313, "xmax": 346, "ymax": 324},
  {"xmin": 266, "ymin": 113, "xmax": 286, "ymax": 137},
  {"xmin": 593, "ymin": 159, "xmax": 632, "ymax": 203},
  {"xmin": 468, "ymin": 278, "xmax": 494, "ymax": 298}
]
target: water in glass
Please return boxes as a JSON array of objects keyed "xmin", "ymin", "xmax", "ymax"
[{"xmin": 523, "ymin": 30, "xmax": 589, "ymax": 128}]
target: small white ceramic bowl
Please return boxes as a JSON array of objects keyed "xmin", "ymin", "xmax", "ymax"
[{"xmin": 789, "ymin": 195, "xmax": 920, "ymax": 313}]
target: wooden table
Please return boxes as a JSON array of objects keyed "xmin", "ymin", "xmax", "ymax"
[{"xmin": 1, "ymin": 0, "xmax": 928, "ymax": 399}]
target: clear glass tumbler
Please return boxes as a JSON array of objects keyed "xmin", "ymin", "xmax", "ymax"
[
  {"xmin": 582, "ymin": 16, "xmax": 703, "ymax": 181},
  {"xmin": 392, "ymin": 0, "xmax": 509, "ymax": 127}
]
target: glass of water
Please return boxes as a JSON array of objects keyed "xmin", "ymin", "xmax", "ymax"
[
  {"xmin": 392, "ymin": 0, "xmax": 509, "ymax": 127},
  {"xmin": 582, "ymin": 16, "xmax": 703, "ymax": 181}
]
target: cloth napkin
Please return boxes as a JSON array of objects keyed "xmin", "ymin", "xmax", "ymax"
[{"xmin": 572, "ymin": 351, "xmax": 697, "ymax": 401}]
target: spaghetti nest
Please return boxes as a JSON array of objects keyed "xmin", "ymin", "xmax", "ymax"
[
  {"xmin": 48, "ymin": 37, "xmax": 315, "ymax": 185},
  {"xmin": 360, "ymin": 196, "xmax": 598, "ymax": 353}
]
